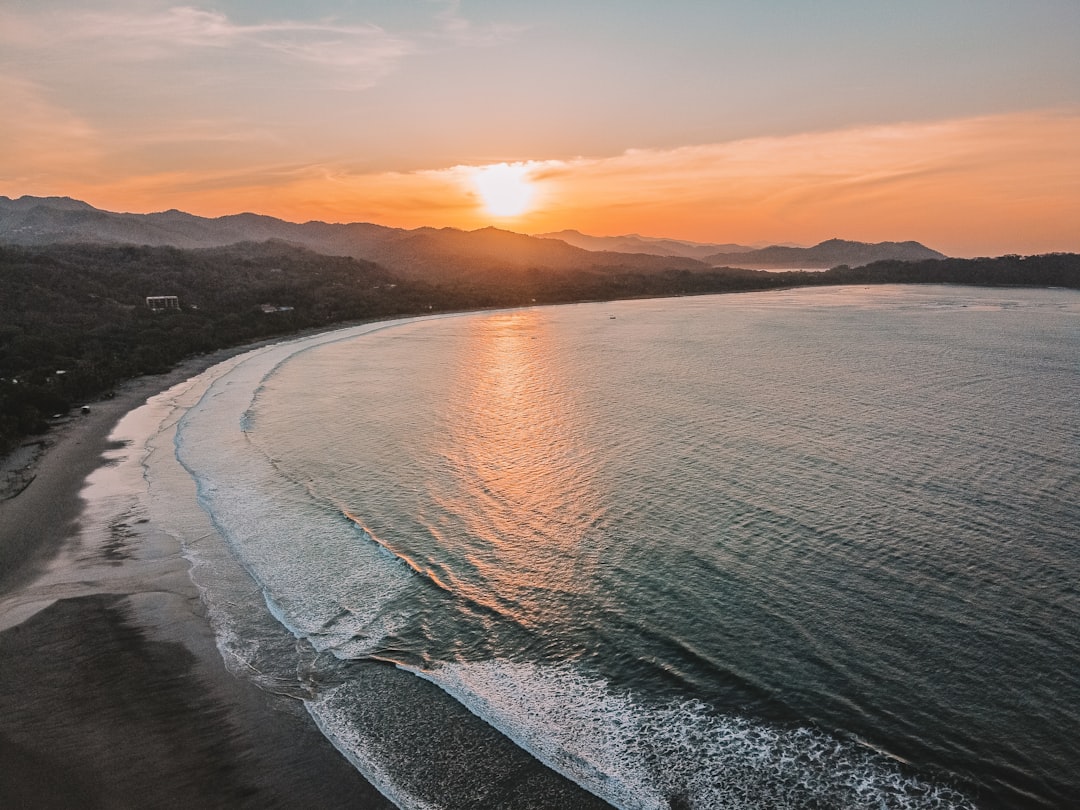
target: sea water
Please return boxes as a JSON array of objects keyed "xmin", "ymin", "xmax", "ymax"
[{"xmin": 162, "ymin": 285, "xmax": 1080, "ymax": 809}]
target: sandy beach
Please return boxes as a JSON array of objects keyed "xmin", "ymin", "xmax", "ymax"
[{"xmin": 0, "ymin": 347, "xmax": 395, "ymax": 809}]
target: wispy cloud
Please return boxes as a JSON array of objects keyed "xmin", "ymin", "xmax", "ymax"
[
  {"xmin": 0, "ymin": 2, "xmax": 525, "ymax": 76},
  {"xmin": 169, "ymin": 108, "xmax": 1080, "ymax": 246},
  {"xmin": 522, "ymin": 110, "xmax": 1080, "ymax": 254},
  {"xmin": 428, "ymin": 0, "xmax": 527, "ymax": 46},
  {"xmin": 386, "ymin": 110, "xmax": 1079, "ymax": 254},
  {"xmin": 0, "ymin": 5, "xmax": 416, "ymax": 82},
  {"xmin": 6, "ymin": 97, "xmax": 1078, "ymax": 257}
]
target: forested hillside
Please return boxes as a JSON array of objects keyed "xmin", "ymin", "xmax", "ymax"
[{"xmin": 1, "ymin": 241, "xmax": 1077, "ymax": 454}]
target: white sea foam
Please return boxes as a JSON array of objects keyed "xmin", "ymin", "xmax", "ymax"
[
  {"xmin": 308, "ymin": 685, "xmax": 443, "ymax": 810},
  {"xmin": 173, "ymin": 322, "xmax": 430, "ymax": 656},
  {"xmin": 156, "ymin": 293, "xmax": 1075, "ymax": 810},
  {"xmin": 413, "ymin": 660, "xmax": 977, "ymax": 810}
]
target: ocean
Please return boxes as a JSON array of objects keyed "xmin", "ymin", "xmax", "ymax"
[{"xmin": 147, "ymin": 284, "xmax": 1079, "ymax": 809}]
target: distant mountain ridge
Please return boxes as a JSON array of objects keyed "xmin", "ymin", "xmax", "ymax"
[
  {"xmin": 704, "ymin": 238, "xmax": 946, "ymax": 268},
  {"xmin": 0, "ymin": 196, "xmax": 947, "ymax": 280},
  {"xmin": 535, "ymin": 229, "xmax": 757, "ymax": 259},
  {"xmin": 0, "ymin": 196, "xmax": 708, "ymax": 281}
]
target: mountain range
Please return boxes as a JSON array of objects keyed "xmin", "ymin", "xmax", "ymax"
[
  {"xmin": 0, "ymin": 195, "xmax": 947, "ymax": 281},
  {"xmin": 534, "ymin": 229, "xmax": 759, "ymax": 259},
  {"xmin": 701, "ymin": 239, "xmax": 946, "ymax": 268}
]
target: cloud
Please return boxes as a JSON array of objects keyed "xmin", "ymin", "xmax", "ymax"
[
  {"xmin": 6, "ymin": 98, "xmax": 1077, "ymax": 257},
  {"xmin": 528, "ymin": 109, "xmax": 1076, "ymax": 198},
  {"xmin": 0, "ymin": 5, "xmax": 415, "ymax": 82},
  {"xmin": 0, "ymin": 2, "xmax": 525, "ymax": 77},
  {"xmin": 428, "ymin": 0, "xmax": 527, "ymax": 46},
  {"xmin": 525, "ymin": 109, "xmax": 1080, "ymax": 254}
]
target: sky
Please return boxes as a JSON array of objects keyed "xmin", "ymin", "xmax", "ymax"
[{"xmin": 2, "ymin": 0, "xmax": 1079, "ymax": 256}]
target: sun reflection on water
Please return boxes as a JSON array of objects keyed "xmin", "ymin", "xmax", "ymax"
[{"xmin": 424, "ymin": 309, "xmax": 608, "ymax": 633}]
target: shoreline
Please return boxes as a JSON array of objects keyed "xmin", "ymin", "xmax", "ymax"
[
  {"xmin": 0, "ymin": 319, "xmax": 614, "ymax": 810},
  {"xmin": 0, "ymin": 352, "xmax": 226, "ymax": 592},
  {"xmin": 0, "ymin": 339, "xmax": 396, "ymax": 808}
]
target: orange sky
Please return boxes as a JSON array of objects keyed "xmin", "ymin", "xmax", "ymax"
[
  {"xmin": 13, "ymin": 109, "xmax": 1074, "ymax": 258},
  {"xmin": 2, "ymin": 2, "xmax": 1079, "ymax": 257}
]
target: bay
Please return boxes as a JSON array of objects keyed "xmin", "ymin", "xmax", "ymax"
[{"xmin": 170, "ymin": 285, "xmax": 1080, "ymax": 809}]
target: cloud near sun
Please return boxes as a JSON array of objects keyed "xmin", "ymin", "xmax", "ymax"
[
  {"xmin": 20, "ymin": 108, "xmax": 1067, "ymax": 258},
  {"xmin": 1, "ymin": 70, "xmax": 1077, "ymax": 256}
]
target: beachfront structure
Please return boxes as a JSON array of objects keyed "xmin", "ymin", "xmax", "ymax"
[{"xmin": 146, "ymin": 295, "xmax": 179, "ymax": 311}]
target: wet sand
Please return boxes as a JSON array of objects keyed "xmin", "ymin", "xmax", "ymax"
[
  {"xmin": 0, "ymin": 331, "xmax": 618, "ymax": 810},
  {"xmin": 0, "ymin": 349, "xmax": 395, "ymax": 809}
]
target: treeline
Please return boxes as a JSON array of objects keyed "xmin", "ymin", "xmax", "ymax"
[
  {"xmin": 0, "ymin": 241, "xmax": 404, "ymax": 447},
  {"xmin": 1, "ymin": 242, "xmax": 1077, "ymax": 454},
  {"xmin": 823, "ymin": 253, "xmax": 1080, "ymax": 287}
]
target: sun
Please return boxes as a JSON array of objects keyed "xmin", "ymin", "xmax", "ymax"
[{"xmin": 472, "ymin": 163, "xmax": 536, "ymax": 217}]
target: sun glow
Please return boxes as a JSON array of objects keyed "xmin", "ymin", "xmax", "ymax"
[{"xmin": 472, "ymin": 162, "xmax": 536, "ymax": 217}]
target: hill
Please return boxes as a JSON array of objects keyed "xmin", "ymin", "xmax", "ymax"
[
  {"xmin": 535, "ymin": 230, "xmax": 754, "ymax": 259},
  {"xmin": 1, "ymin": 236, "xmax": 1075, "ymax": 456},
  {"xmin": 0, "ymin": 196, "xmax": 706, "ymax": 282},
  {"xmin": 1, "ymin": 197, "xmax": 948, "ymax": 279},
  {"xmin": 704, "ymin": 238, "xmax": 946, "ymax": 268}
]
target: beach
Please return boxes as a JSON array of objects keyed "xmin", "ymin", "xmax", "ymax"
[
  {"xmin": 4, "ymin": 286, "xmax": 1077, "ymax": 809},
  {"xmin": 0, "ymin": 347, "xmax": 396, "ymax": 809}
]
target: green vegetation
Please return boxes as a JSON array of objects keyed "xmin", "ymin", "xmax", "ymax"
[{"xmin": 1, "ymin": 241, "xmax": 1077, "ymax": 454}]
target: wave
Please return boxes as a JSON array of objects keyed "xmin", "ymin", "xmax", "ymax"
[
  {"xmin": 407, "ymin": 660, "xmax": 976, "ymax": 810},
  {"xmin": 250, "ymin": 494, "xmax": 978, "ymax": 805},
  {"xmin": 166, "ymin": 312, "xmax": 983, "ymax": 810},
  {"xmin": 173, "ymin": 324, "xmax": 427, "ymax": 652}
]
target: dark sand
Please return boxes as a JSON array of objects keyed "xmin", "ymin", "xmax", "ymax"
[
  {"xmin": 0, "ymin": 350, "xmax": 395, "ymax": 809},
  {"xmin": 0, "ymin": 341, "xmax": 616, "ymax": 810}
]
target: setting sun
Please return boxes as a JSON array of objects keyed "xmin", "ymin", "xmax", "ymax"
[{"xmin": 472, "ymin": 163, "xmax": 536, "ymax": 217}]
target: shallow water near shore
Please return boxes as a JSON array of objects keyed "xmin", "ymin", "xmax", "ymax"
[{"xmin": 161, "ymin": 286, "xmax": 1078, "ymax": 809}]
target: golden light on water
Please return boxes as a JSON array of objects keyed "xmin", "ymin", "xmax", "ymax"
[{"xmin": 430, "ymin": 310, "xmax": 606, "ymax": 621}]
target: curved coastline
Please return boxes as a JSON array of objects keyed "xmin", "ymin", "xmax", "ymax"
[
  {"xmin": 166, "ymin": 285, "xmax": 1080, "ymax": 810},
  {"xmin": 0, "ymin": 329, "xmax": 404, "ymax": 809},
  {"xmin": 163, "ymin": 315, "xmax": 615, "ymax": 809},
  {"xmin": 4, "ymin": 285, "xmax": 1077, "ymax": 808},
  {"xmin": 0, "ymin": 312, "xmax": 613, "ymax": 810}
]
